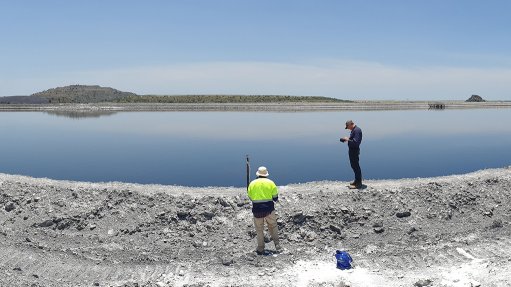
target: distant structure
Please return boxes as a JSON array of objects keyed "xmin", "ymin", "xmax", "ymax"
[
  {"xmin": 466, "ymin": 95, "xmax": 485, "ymax": 102},
  {"xmin": 428, "ymin": 102, "xmax": 445, "ymax": 109}
]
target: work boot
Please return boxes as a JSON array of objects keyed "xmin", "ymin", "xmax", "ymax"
[
  {"xmin": 256, "ymin": 249, "xmax": 271, "ymax": 256},
  {"xmin": 349, "ymin": 183, "xmax": 363, "ymax": 189}
]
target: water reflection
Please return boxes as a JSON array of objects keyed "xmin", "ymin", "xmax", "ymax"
[{"xmin": 45, "ymin": 110, "xmax": 118, "ymax": 119}]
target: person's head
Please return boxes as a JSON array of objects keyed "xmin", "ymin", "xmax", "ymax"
[
  {"xmin": 256, "ymin": 166, "xmax": 269, "ymax": 178},
  {"xmin": 345, "ymin": 120, "xmax": 355, "ymax": 130}
]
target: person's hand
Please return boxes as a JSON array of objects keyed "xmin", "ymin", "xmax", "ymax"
[{"xmin": 341, "ymin": 137, "xmax": 349, "ymax": 142}]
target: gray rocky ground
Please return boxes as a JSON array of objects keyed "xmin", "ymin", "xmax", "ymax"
[{"xmin": 1, "ymin": 168, "xmax": 510, "ymax": 287}]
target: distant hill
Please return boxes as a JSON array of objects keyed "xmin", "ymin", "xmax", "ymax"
[
  {"xmin": 31, "ymin": 85, "xmax": 137, "ymax": 103},
  {"xmin": 0, "ymin": 85, "xmax": 349, "ymax": 104},
  {"xmin": 466, "ymin": 95, "xmax": 485, "ymax": 102}
]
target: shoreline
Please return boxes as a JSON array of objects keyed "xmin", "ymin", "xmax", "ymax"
[
  {"xmin": 1, "ymin": 101, "xmax": 511, "ymax": 112},
  {"xmin": 1, "ymin": 166, "xmax": 509, "ymax": 195}
]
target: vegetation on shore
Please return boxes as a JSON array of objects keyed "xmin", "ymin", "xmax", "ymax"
[{"xmin": 116, "ymin": 94, "xmax": 349, "ymax": 103}]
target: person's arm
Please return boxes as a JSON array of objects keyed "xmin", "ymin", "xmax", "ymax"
[
  {"xmin": 348, "ymin": 129, "xmax": 362, "ymax": 148},
  {"xmin": 272, "ymin": 184, "xmax": 279, "ymax": 202},
  {"xmin": 247, "ymin": 182, "xmax": 253, "ymax": 200}
]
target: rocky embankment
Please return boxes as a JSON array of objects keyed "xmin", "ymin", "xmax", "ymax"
[{"xmin": 1, "ymin": 168, "xmax": 511, "ymax": 287}]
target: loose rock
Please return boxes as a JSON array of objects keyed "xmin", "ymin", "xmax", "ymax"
[
  {"xmin": 221, "ymin": 256, "xmax": 234, "ymax": 266},
  {"xmin": 329, "ymin": 224, "xmax": 342, "ymax": 234},
  {"xmin": 218, "ymin": 198, "xmax": 231, "ymax": 207},
  {"xmin": 292, "ymin": 212, "xmax": 306, "ymax": 224},
  {"xmin": 396, "ymin": 211, "xmax": 411, "ymax": 218},
  {"xmin": 407, "ymin": 227, "xmax": 418, "ymax": 234},
  {"xmin": 490, "ymin": 219, "xmax": 503, "ymax": 229},
  {"xmin": 374, "ymin": 227, "xmax": 385, "ymax": 234},
  {"xmin": 4, "ymin": 202, "xmax": 16, "ymax": 212},
  {"xmin": 202, "ymin": 211, "xmax": 215, "ymax": 220},
  {"xmin": 37, "ymin": 220, "xmax": 54, "ymax": 228},
  {"xmin": 414, "ymin": 279, "xmax": 432, "ymax": 287}
]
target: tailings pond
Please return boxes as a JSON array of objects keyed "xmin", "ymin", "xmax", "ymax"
[{"xmin": 1, "ymin": 109, "xmax": 510, "ymax": 187}]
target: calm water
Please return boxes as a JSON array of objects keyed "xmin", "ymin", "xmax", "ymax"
[{"xmin": 1, "ymin": 109, "xmax": 510, "ymax": 187}]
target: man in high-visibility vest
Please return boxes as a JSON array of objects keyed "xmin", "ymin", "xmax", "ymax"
[{"xmin": 247, "ymin": 166, "xmax": 282, "ymax": 255}]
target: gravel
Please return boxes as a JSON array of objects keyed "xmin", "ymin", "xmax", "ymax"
[{"xmin": 0, "ymin": 167, "xmax": 510, "ymax": 286}]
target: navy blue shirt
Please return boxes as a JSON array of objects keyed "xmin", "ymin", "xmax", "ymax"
[{"xmin": 348, "ymin": 126, "xmax": 362, "ymax": 150}]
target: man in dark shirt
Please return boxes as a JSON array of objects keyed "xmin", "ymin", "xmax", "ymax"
[{"xmin": 341, "ymin": 120, "xmax": 363, "ymax": 189}]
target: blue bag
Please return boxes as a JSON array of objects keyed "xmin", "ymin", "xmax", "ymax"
[{"xmin": 335, "ymin": 250, "xmax": 353, "ymax": 270}]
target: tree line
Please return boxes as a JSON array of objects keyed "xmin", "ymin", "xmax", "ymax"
[{"xmin": 115, "ymin": 95, "xmax": 350, "ymax": 104}]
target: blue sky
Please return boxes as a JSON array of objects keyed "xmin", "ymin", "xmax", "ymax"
[{"xmin": 1, "ymin": 0, "xmax": 510, "ymax": 100}]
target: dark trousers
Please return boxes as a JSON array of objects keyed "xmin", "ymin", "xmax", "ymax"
[{"xmin": 349, "ymin": 149, "xmax": 362, "ymax": 184}]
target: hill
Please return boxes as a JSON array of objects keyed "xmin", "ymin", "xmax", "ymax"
[
  {"xmin": 0, "ymin": 85, "xmax": 348, "ymax": 104},
  {"xmin": 31, "ymin": 85, "xmax": 137, "ymax": 103},
  {"xmin": 466, "ymin": 95, "xmax": 485, "ymax": 102}
]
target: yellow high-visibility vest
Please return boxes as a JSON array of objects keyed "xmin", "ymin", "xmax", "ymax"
[{"xmin": 247, "ymin": 177, "xmax": 278, "ymax": 203}]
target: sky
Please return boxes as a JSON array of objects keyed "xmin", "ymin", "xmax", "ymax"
[{"xmin": 0, "ymin": 0, "xmax": 510, "ymax": 100}]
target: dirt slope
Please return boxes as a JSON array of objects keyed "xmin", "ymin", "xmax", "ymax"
[{"xmin": 1, "ymin": 168, "xmax": 510, "ymax": 287}]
